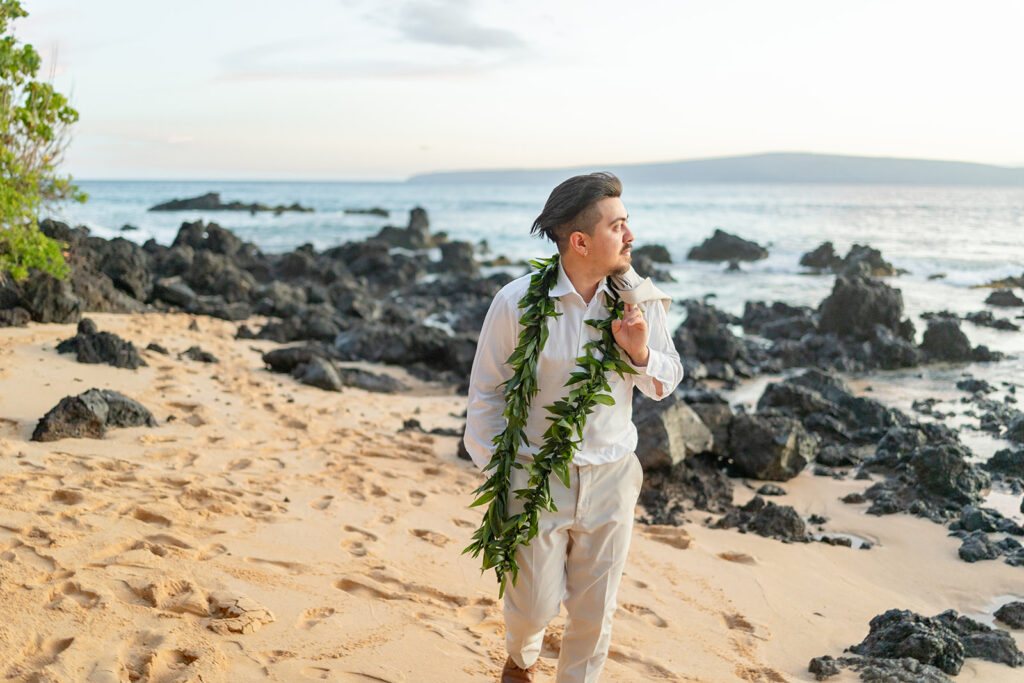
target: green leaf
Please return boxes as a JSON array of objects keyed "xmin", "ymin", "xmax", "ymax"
[
  {"xmin": 469, "ymin": 489, "xmax": 496, "ymax": 507},
  {"xmin": 592, "ymin": 393, "xmax": 616, "ymax": 406},
  {"xmin": 554, "ymin": 463, "xmax": 571, "ymax": 489}
]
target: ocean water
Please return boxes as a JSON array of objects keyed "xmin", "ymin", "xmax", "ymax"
[
  {"xmin": 54, "ymin": 180, "xmax": 1024, "ymax": 323},
  {"xmin": 51, "ymin": 179, "xmax": 1024, "ymax": 520}
]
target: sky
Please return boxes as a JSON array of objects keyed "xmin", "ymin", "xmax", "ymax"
[{"xmin": 14, "ymin": 0, "xmax": 1024, "ymax": 180}]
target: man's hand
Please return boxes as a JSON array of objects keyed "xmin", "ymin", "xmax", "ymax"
[{"xmin": 611, "ymin": 303, "xmax": 649, "ymax": 366}]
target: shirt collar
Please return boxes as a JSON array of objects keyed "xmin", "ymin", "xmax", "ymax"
[{"xmin": 550, "ymin": 260, "xmax": 613, "ymax": 302}]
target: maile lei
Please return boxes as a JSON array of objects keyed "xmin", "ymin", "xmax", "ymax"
[{"xmin": 464, "ymin": 253, "xmax": 637, "ymax": 596}]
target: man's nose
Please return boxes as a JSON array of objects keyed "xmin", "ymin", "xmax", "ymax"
[{"xmin": 623, "ymin": 225, "xmax": 634, "ymax": 242}]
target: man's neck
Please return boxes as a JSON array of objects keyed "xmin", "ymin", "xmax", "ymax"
[{"xmin": 561, "ymin": 254, "xmax": 604, "ymax": 304}]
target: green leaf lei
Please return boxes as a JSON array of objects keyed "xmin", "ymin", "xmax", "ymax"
[{"xmin": 464, "ymin": 253, "xmax": 637, "ymax": 597}]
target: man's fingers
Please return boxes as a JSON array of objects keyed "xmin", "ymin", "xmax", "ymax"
[{"xmin": 623, "ymin": 309, "xmax": 645, "ymax": 325}]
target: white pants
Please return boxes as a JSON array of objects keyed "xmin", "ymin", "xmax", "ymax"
[{"xmin": 504, "ymin": 453, "xmax": 644, "ymax": 683}]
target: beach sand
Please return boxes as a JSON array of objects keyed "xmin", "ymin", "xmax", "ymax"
[{"xmin": 1, "ymin": 312, "xmax": 1021, "ymax": 682}]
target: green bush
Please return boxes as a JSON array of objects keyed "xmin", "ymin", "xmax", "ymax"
[{"xmin": 0, "ymin": 0, "xmax": 85, "ymax": 281}]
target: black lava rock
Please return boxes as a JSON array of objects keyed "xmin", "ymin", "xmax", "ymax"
[
  {"xmin": 911, "ymin": 443, "xmax": 990, "ymax": 505},
  {"xmin": 687, "ymin": 229, "xmax": 768, "ymax": 262},
  {"xmin": 849, "ymin": 609, "xmax": 966, "ymax": 675},
  {"xmin": 995, "ymin": 602, "xmax": 1024, "ymax": 629},
  {"xmin": 800, "ymin": 242, "xmax": 843, "ymax": 271},
  {"xmin": 921, "ymin": 320, "xmax": 972, "ymax": 362},
  {"xmin": 956, "ymin": 377, "xmax": 995, "ymax": 394},
  {"xmin": 32, "ymin": 389, "xmax": 156, "ymax": 441},
  {"xmin": 817, "ymin": 275, "xmax": 910, "ymax": 341},
  {"xmin": 180, "ymin": 346, "xmax": 218, "ymax": 363},
  {"xmin": 726, "ymin": 413, "xmax": 816, "ymax": 481},
  {"xmin": 714, "ymin": 496, "xmax": 809, "ymax": 542},
  {"xmin": 632, "ymin": 244, "xmax": 671, "ymax": 263},
  {"xmin": 984, "ymin": 448, "xmax": 1024, "ymax": 478},
  {"xmin": 985, "ymin": 289, "xmax": 1024, "ymax": 307},
  {"xmin": 55, "ymin": 318, "xmax": 146, "ymax": 369},
  {"xmin": 808, "ymin": 655, "xmax": 840, "ymax": 680},
  {"xmin": 958, "ymin": 531, "xmax": 1000, "ymax": 562},
  {"xmin": 294, "ymin": 356, "xmax": 343, "ymax": 392}
]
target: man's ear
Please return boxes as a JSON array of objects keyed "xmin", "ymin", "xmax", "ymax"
[{"xmin": 568, "ymin": 231, "xmax": 588, "ymax": 256}]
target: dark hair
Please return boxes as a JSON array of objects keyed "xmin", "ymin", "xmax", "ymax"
[{"xmin": 531, "ymin": 172, "xmax": 622, "ymax": 250}]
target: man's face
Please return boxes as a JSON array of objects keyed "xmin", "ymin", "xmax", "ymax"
[{"xmin": 583, "ymin": 197, "xmax": 634, "ymax": 276}]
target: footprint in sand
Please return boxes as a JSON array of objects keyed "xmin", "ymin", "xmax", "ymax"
[
  {"xmin": 9, "ymin": 636, "xmax": 75, "ymax": 675},
  {"xmin": 227, "ymin": 458, "xmax": 252, "ymax": 471},
  {"xmin": 408, "ymin": 490, "xmax": 426, "ymax": 507},
  {"xmin": 334, "ymin": 578, "xmax": 394, "ymax": 601},
  {"xmin": 718, "ymin": 551, "xmax": 757, "ymax": 565},
  {"xmin": 721, "ymin": 611, "xmax": 757, "ymax": 634},
  {"xmin": 145, "ymin": 534, "xmax": 193, "ymax": 551},
  {"xmin": 278, "ymin": 416, "xmax": 308, "ymax": 430},
  {"xmin": 198, "ymin": 543, "xmax": 228, "ymax": 561},
  {"xmin": 409, "ymin": 529, "xmax": 451, "ymax": 547},
  {"xmin": 51, "ymin": 489, "xmax": 84, "ymax": 505},
  {"xmin": 451, "ymin": 518, "xmax": 475, "ymax": 529},
  {"xmin": 129, "ymin": 507, "xmax": 174, "ymax": 527},
  {"xmin": 256, "ymin": 650, "xmax": 297, "ymax": 665},
  {"xmin": 455, "ymin": 598, "xmax": 502, "ymax": 635},
  {"xmin": 244, "ymin": 557, "xmax": 308, "ymax": 575},
  {"xmin": 124, "ymin": 578, "xmax": 209, "ymax": 616},
  {"xmin": 49, "ymin": 581, "xmax": 101, "ymax": 609},
  {"xmin": 310, "ymin": 495, "xmax": 334, "ymax": 510},
  {"xmin": 369, "ymin": 572, "xmax": 467, "ymax": 608},
  {"xmin": 620, "ymin": 603, "xmax": 669, "ymax": 628},
  {"xmin": 150, "ymin": 650, "xmax": 200, "ymax": 680},
  {"xmin": 340, "ymin": 526, "xmax": 378, "ymax": 557},
  {"xmin": 606, "ymin": 646, "xmax": 682, "ymax": 681},
  {"xmin": 87, "ymin": 654, "xmax": 124, "ymax": 683},
  {"xmin": 640, "ymin": 524, "xmax": 692, "ymax": 549},
  {"xmin": 297, "ymin": 607, "xmax": 336, "ymax": 629},
  {"xmin": 165, "ymin": 401, "xmax": 209, "ymax": 427},
  {"xmin": 1, "ymin": 540, "xmax": 58, "ymax": 573}
]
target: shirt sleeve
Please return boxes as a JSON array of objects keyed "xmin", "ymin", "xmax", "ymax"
[
  {"xmin": 463, "ymin": 288, "xmax": 519, "ymax": 469},
  {"xmin": 629, "ymin": 301, "xmax": 684, "ymax": 400}
]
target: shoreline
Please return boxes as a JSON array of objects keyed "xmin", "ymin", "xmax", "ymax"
[{"xmin": 1, "ymin": 311, "xmax": 1021, "ymax": 681}]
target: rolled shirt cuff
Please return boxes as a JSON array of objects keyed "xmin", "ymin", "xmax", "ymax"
[{"xmin": 627, "ymin": 346, "xmax": 675, "ymax": 385}]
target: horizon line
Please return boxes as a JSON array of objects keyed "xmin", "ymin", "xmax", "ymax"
[{"xmin": 71, "ymin": 150, "xmax": 1024, "ymax": 184}]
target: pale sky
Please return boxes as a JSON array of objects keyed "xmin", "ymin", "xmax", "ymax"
[{"xmin": 15, "ymin": 0, "xmax": 1024, "ymax": 180}]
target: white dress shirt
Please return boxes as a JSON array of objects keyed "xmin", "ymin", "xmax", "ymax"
[{"xmin": 464, "ymin": 262, "xmax": 684, "ymax": 469}]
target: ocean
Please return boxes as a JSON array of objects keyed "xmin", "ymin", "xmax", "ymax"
[
  {"xmin": 48, "ymin": 179, "xmax": 1024, "ymax": 519},
  {"xmin": 53, "ymin": 180, "xmax": 1024, "ymax": 320}
]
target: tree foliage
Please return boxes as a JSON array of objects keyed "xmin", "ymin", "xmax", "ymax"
[{"xmin": 0, "ymin": 0, "xmax": 84, "ymax": 280}]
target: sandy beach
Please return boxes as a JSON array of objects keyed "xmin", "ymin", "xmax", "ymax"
[{"xmin": 0, "ymin": 311, "xmax": 1019, "ymax": 682}]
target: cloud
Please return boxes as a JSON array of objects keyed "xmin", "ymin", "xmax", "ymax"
[
  {"xmin": 214, "ymin": 1, "xmax": 529, "ymax": 83},
  {"xmin": 397, "ymin": 0, "xmax": 525, "ymax": 51}
]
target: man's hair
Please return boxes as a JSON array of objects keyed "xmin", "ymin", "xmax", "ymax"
[{"xmin": 530, "ymin": 172, "xmax": 622, "ymax": 251}]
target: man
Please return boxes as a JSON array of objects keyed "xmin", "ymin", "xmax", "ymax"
[{"xmin": 464, "ymin": 172, "xmax": 684, "ymax": 682}]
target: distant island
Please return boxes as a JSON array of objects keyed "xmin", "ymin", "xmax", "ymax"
[
  {"xmin": 407, "ymin": 152, "xmax": 1024, "ymax": 186},
  {"xmin": 149, "ymin": 192, "xmax": 313, "ymax": 214}
]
